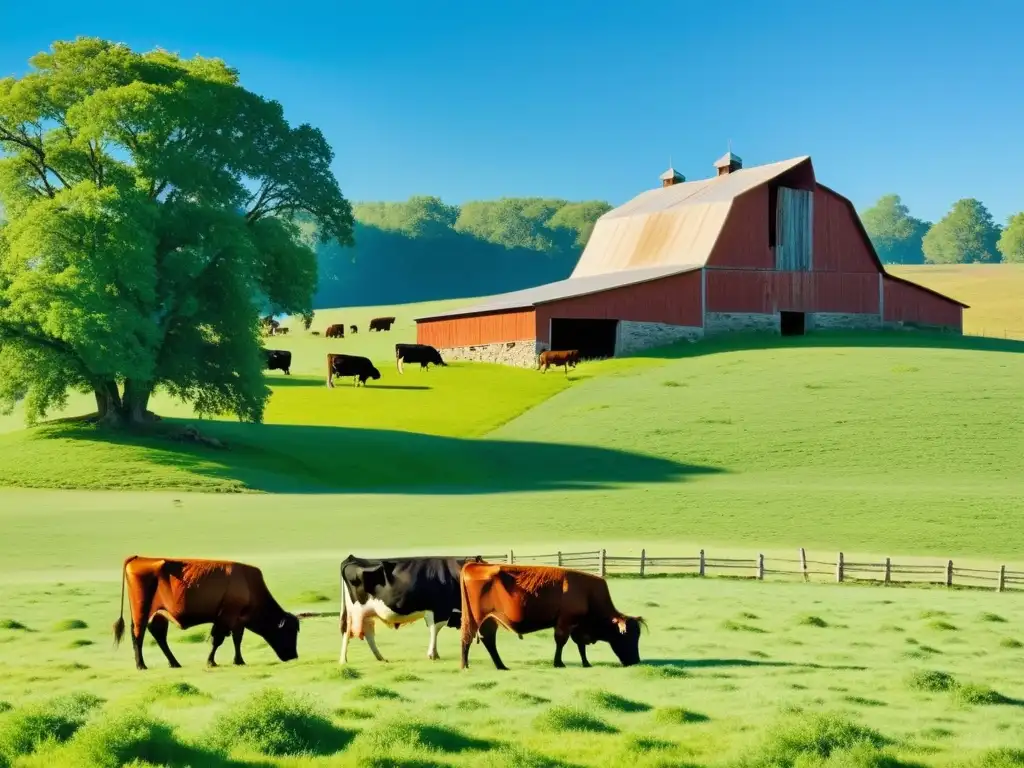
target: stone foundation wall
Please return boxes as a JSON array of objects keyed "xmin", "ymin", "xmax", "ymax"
[
  {"xmin": 616, "ymin": 321, "xmax": 702, "ymax": 355},
  {"xmin": 705, "ymin": 312, "xmax": 779, "ymax": 334},
  {"xmin": 882, "ymin": 320, "xmax": 959, "ymax": 333},
  {"xmin": 440, "ymin": 339, "xmax": 540, "ymax": 368},
  {"xmin": 809, "ymin": 313, "xmax": 882, "ymax": 331}
]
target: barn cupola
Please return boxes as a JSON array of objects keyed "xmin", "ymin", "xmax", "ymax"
[
  {"xmin": 713, "ymin": 151, "xmax": 743, "ymax": 176},
  {"xmin": 659, "ymin": 167, "xmax": 685, "ymax": 187}
]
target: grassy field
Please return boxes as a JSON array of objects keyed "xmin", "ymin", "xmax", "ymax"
[{"xmin": 888, "ymin": 264, "xmax": 1024, "ymax": 339}]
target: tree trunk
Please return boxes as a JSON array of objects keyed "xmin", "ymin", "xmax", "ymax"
[{"xmin": 94, "ymin": 380, "xmax": 154, "ymax": 427}]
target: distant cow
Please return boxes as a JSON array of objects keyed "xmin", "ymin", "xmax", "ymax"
[
  {"xmin": 350, "ymin": 325, "xmax": 358, "ymax": 334},
  {"xmin": 339, "ymin": 555, "xmax": 485, "ymax": 663},
  {"xmin": 311, "ymin": 331, "xmax": 321, "ymax": 336},
  {"xmin": 459, "ymin": 563, "xmax": 644, "ymax": 670},
  {"xmin": 327, "ymin": 353, "xmax": 381, "ymax": 387},
  {"xmin": 277, "ymin": 327, "xmax": 289, "ymax": 336},
  {"xmin": 538, "ymin": 349, "xmax": 580, "ymax": 374},
  {"xmin": 261, "ymin": 316, "xmax": 280, "ymax": 336},
  {"xmin": 112, "ymin": 556, "xmax": 300, "ymax": 670},
  {"xmin": 325, "ymin": 324, "xmax": 346, "ymax": 339},
  {"xmin": 369, "ymin": 316, "xmax": 396, "ymax": 332},
  {"xmin": 263, "ymin": 349, "xmax": 292, "ymax": 375},
  {"xmin": 396, "ymin": 343, "xmax": 446, "ymax": 373}
]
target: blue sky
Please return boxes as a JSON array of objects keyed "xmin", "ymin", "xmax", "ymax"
[{"xmin": 1, "ymin": 0, "xmax": 1020, "ymax": 223}]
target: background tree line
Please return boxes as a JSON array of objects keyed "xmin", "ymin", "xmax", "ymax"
[{"xmin": 860, "ymin": 194, "xmax": 1024, "ymax": 265}]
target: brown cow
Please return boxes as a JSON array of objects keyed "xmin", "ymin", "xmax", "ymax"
[
  {"xmin": 325, "ymin": 324, "xmax": 346, "ymax": 339},
  {"xmin": 369, "ymin": 316, "xmax": 396, "ymax": 332},
  {"xmin": 277, "ymin": 327, "xmax": 290, "ymax": 335},
  {"xmin": 459, "ymin": 562, "xmax": 644, "ymax": 670},
  {"xmin": 538, "ymin": 349, "xmax": 580, "ymax": 374},
  {"xmin": 112, "ymin": 556, "xmax": 300, "ymax": 671}
]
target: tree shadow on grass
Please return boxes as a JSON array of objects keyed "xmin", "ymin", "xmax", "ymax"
[
  {"xmin": 34, "ymin": 419, "xmax": 722, "ymax": 494},
  {"xmin": 265, "ymin": 376, "xmax": 431, "ymax": 392},
  {"xmin": 629, "ymin": 330, "xmax": 1024, "ymax": 361}
]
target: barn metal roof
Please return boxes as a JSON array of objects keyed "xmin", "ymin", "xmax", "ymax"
[{"xmin": 414, "ymin": 264, "xmax": 702, "ymax": 321}]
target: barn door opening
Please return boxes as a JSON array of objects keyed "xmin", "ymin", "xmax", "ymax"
[
  {"xmin": 780, "ymin": 311, "xmax": 806, "ymax": 336},
  {"xmin": 550, "ymin": 318, "xmax": 619, "ymax": 360}
]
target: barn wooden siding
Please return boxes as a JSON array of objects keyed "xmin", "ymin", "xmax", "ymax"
[
  {"xmin": 417, "ymin": 309, "xmax": 536, "ymax": 348},
  {"xmin": 705, "ymin": 185, "xmax": 773, "ymax": 269},
  {"xmin": 883, "ymin": 277, "xmax": 963, "ymax": 330},
  {"xmin": 776, "ymin": 187, "xmax": 814, "ymax": 271},
  {"xmin": 813, "ymin": 185, "xmax": 879, "ymax": 273},
  {"xmin": 705, "ymin": 270, "xmax": 880, "ymax": 314},
  {"xmin": 534, "ymin": 270, "xmax": 703, "ymax": 344}
]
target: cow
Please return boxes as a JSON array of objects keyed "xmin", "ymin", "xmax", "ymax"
[
  {"xmin": 369, "ymin": 316, "xmax": 396, "ymax": 332},
  {"xmin": 261, "ymin": 316, "xmax": 279, "ymax": 337},
  {"xmin": 312, "ymin": 331, "xmax": 321, "ymax": 336},
  {"xmin": 277, "ymin": 327, "xmax": 290, "ymax": 336},
  {"xmin": 350, "ymin": 325, "xmax": 358, "ymax": 334},
  {"xmin": 327, "ymin": 353, "xmax": 380, "ymax": 387},
  {"xmin": 339, "ymin": 555, "xmax": 485, "ymax": 663},
  {"xmin": 263, "ymin": 349, "xmax": 292, "ymax": 375},
  {"xmin": 538, "ymin": 349, "xmax": 580, "ymax": 374},
  {"xmin": 112, "ymin": 555, "xmax": 300, "ymax": 671},
  {"xmin": 459, "ymin": 563, "xmax": 644, "ymax": 671},
  {"xmin": 325, "ymin": 324, "xmax": 346, "ymax": 339},
  {"xmin": 396, "ymin": 343, "xmax": 446, "ymax": 374}
]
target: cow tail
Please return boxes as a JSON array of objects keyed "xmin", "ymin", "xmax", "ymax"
[
  {"xmin": 112, "ymin": 555, "xmax": 137, "ymax": 648},
  {"xmin": 339, "ymin": 576, "xmax": 348, "ymax": 636},
  {"xmin": 459, "ymin": 566, "xmax": 478, "ymax": 649}
]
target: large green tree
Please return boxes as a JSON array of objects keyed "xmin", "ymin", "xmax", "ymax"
[
  {"xmin": 0, "ymin": 38, "xmax": 352, "ymax": 426},
  {"xmin": 922, "ymin": 198, "xmax": 1001, "ymax": 264},
  {"xmin": 860, "ymin": 194, "xmax": 929, "ymax": 264},
  {"xmin": 996, "ymin": 213, "xmax": 1024, "ymax": 263}
]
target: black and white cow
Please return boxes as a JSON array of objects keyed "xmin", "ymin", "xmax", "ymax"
[
  {"xmin": 339, "ymin": 555, "xmax": 484, "ymax": 663},
  {"xmin": 395, "ymin": 343, "xmax": 446, "ymax": 374}
]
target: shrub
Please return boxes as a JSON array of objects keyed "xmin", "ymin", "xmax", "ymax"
[
  {"xmin": 957, "ymin": 748, "xmax": 1024, "ymax": 767},
  {"xmin": 580, "ymin": 690, "xmax": 651, "ymax": 713},
  {"xmin": 66, "ymin": 710, "xmax": 195, "ymax": 768},
  {"xmin": 147, "ymin": 682, "xmax": 208, "ymax": 703},
  {"xmin": 654, "ymin": 707, "xmax": 710, "ymax": 725},
  {"xmin": 533, "ymin": 706, "xmax": 617, "ymax": 734},
  {"xmin": 733, "ymin": 712, "xmax": 892, "ymax": 767},
  {"xmin": 906, "ymin": 670, "xmax": 957, "ymax": 693},
  {"xmin": 955, "ymin": 684, "xmax": 1010, "ymax": 706},
  {"xmin": 0, "ymin": 692, "xmax": 103, "ymax": 759},
  {"xmin": 205, "ymin": 688, "xmax": 349, "ymax": 757}
]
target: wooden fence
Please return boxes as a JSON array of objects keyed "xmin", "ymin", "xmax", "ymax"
[{"xmin": 485, "ymin": 548, "xmax": 1024, "ymax": 593}]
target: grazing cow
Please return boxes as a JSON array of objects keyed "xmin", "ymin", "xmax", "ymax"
[
  {"xmin": 350, "ymin": 325, "xmax": 358, "ymax": 334},
  {"xmin": 459, "ymin": 563, "xmax": 644, "ymax": 670},
  {"xmin": 263, "ymin": 349, "xmax": 292, "ymax": 375},
  {"xmin": 538, "ymin": 349, "xmax": 580, "ymax": 374},
  {"xmin": 325, "ymin": 324, "xmax": 346, "ymax": 339},
  {"xmin": 277, "ymin": 327, "xmax": 289, "ymax": 336},
  {"xmin": 261, "ymin": 317, "xmax": 280, "ymax": 336},
  {"xmin": 396, "ymin": 343, "xmax": 446, "ymax": 373},
  {"xmin": 112, "ymin": 556, "xmax": 300, "ymax": 671},
  {"xmin": 369, "ymin": 316, "xmax": 396, "ymax": 332},
  {"xmin": 327, "ymin": 353, "xmax": 380, "ymax": 387},
  {"xmin": 339, "ymin": 555, "xmax": 485, "ymax": 663},
  {"xmin": 312, "ymin": 331, "xmax": 321, "ymax": 336}
]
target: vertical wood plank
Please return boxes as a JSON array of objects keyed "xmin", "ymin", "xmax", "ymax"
[
  {"xmin": 757, "ymin": 554, "xmax": 765, "ymax": 581},
  {"xmin": 599, "ymin": 549, "xmax": 606, "ymax": 579},
  {"xmin": 884, "ymin": 557, "xmax": 891, "ymax": 585},
  {"xmin": 946, "ymin": 560, "xmax": 954, "ymax": 588},
  {"xmin": 998, "ymin": 565, "xmax": 1006, "ymax": 593},
  {"xmin": 699, "ymin": 549, "xmax": 706, "ymax": 577},
  {"xmin": 640, "ymin": 549, "xmax": 646, "ymax": 578},
  {"xmin": 836, "ymin": 552, "xmax": 844, "ymax": 583},
  {"xmin": 800, "ymin": 548, "xmax": 808, "ymax": 582}
]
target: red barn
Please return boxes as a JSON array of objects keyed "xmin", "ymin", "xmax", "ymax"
[{"xmin": 416, "ymin": 153, "xmax": 966, "ymax": 366}]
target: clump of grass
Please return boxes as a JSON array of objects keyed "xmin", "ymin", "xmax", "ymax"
[
  {"xmin": 919, "ymin": 727, "xmax": 954, "ymax": 739},
  {"xmin": 635, "ymin": 663, "xmax": 689, "ymax": 679},
  {"xmin": 333, "ymin": 706, "xmax": 374, "ymax": 721},
  {"xmin": 843, "ymin": 696, "xmax": 886, "ymax": 708},
  {"xmin": 327, "ymin": 665, "xmax": 362, "ymax": 681},
  {"xmin": 740, "ymin": 612, "xmax": 759, "ymax": 620},
  {"xmin": 750, "ymin": 650, "xmax": 770, "ymax": 659},
  {"xmin": 654, "ymin": 707, "xmax": 710, "ymax": 725},
  {"xmin": 351, "ymin": 685, "xmax": 403, "ymax": 701},
  {"xmin": 0, "ymin": 702, "xmax": 10, "ymax": 715},
  {"xmin": 906, "ymin": 670, "xmax": 957, "ymax": 693},
  {"xmin": 502, "ymin": 690, "xmax": 549, "ymax": 706},
  {"xmin": 999, "ymin": 638, "xmax": 1023, "ymax": 649},
  {"xmin": 920, "ymin": 610, "xmax": 949, "ymax": 619},
  {"xmin": 722, "ymin": 620, "xmax": 766, "ymax": 634},
  {"xmin": 880, "ymin": 624, "xmax": 905, "ymax": 633},
  {"xmin": 349, "ymin": 719, "xmax": 492, "ymax": 755},
  {"xmin": 178, "ymin": 629, "xmax": 208, "ymax": 644},
  {"xmin": 733, "ymin": 712, "xmax": 890, "ymax": 767},
  {"xmin": 798, "ymin": 615, "xmax": 828, "ymax": 628},
  {"xmin": 955, "ymin": 683, "xmax": 1011, "ymax": 706},
  {"xmin": 391, "ymin": 671, "xmax": 422, "ymax": 683},
  {"xmin": 627, "ymin": 735, "xmax": 675, "ymax": 752},
  {"xmin": 148, "ymin": 682, "xmax": 207, "ymax": 702},
  {"xmin": 205, "ymin": 688, "xmax": 349, "ymax": 757},
  {"xmin": 68, "ymin": 638, "xmax": 94, "ymax": 649},
  {"xmin": 534, "ymin": 706, "xmax": 617, "ymax": 734},
  {"xmin": 959, "ymin": 748, "xmax": 1024, "ymax": 767},
  {"xmin": 0, "ymin": 692, "xmax": 104, "ymax": 759},
  {"xmin": 929, "ymin": 620, "xmax": 958, "ymax": 632},
  {"xmin": 981, "ymin": 613, "xmax": 1008, "ymax": 624},
  {"xmin": 0, "ymin": 620, "xmax": 28, "ymax": 631},
  {"xmin": 64, "ymin": 710, "xmax": 194, "ymax": 768},
  {"xmin": 470, "ymin": 680, "xmax": 498, "ymax": 691},
  {"xmin": 580, "ymin": 689, "xmax": 651, "ymax": 713},
  {"xmin": 51, "ymin": 619, "xmax": 88, "ymax": 632},
  {"xmin": 455, "ymin": 698, "xmax": 488, "ymax": 711},
  {"xmin": 296, "ymin": 590, "xmax": 331, "ymax": 604}
]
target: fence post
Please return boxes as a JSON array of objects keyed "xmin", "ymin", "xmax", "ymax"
[
  {"xmin": 946, "ymin": 560, "xmax": 953, "ymax": 588},
  {"xmin": 884, "ymin": 557, "xmax": 891, "ymax": 585},
  {"xmin": 557, "ymin": 551, "xmax": 562, "ymax": 567},
  {"xmin": 699, "ymin": 549, "xmax": 706, "ymax": 577},
  {"xmin": 799, "ymin": 547, "xmax": 808, "ymax": 582},
  {"xmin": 599, "ymin": 549, "xmax": 606, "ymax": 578},
  {"xmin": 836, "ymin": 552, "xmax": 844, "ymax": 583},
  {"xmin": 998, "ymin": 565, "xmax": 1006, "ymax": 593},
  {"xmin": 639, "ymin": 549, "xmax": 646, "ymax": 578},
  {"xmin": 757, "ymin": 553, "xmax": 765, "ymax": 581},
  {"xmin": 508, "ymin": 550, "xmax": 514, "ymax": 565}
]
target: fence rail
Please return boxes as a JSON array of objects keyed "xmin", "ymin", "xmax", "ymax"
[{"xmin": 498, "ymin": 547, "xmax": 1023, "ymax": 593}]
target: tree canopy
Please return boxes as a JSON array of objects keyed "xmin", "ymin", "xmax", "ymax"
[
  {"xmin": 0, "ymin": 38, "xmax": 352, "ymax": 426},
  {"xmin": 921, "ymin": 199, "xmax": 1001, "ymax": 265},
  {"xmin": 997, "ymin": 213, "xmax": 1024, "ymax": 264},
  {"xmin": 860, "ymin": 194, "xmax": 930, "ymax": 265}
]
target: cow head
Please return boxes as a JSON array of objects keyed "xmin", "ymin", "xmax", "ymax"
[
  {"xmin": 369, "ymin": 366, "xmax": 381, "ymax": 381},
  {"xmin": 605, "ymin": 615, "xmax": 644, "ymax": 666},
  {"xmin": 265, "ymin": 612, "xmax": 300, "ymax": 662}
]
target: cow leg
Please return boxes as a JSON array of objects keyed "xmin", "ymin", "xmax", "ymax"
[
  {"xmin": 364, "ymin": 620, "xmax": 386, "ymax": 662},
  {"xmin": 208, "ymin": 624, "xmax": 228, "ymax": 667},
  {"xmin": 571, "ymin": 630, "xmax": 592, "ymax": 668},
  {"xmin": 231, "ymin": 626, "xmax": 246, "ymax": 665},
  {"xmin": 148, "ymin": 615, "xmax": 182, "ymax": 669},
  {"xmin": 479, "ymin": 618, "xmax": 508, "ymax": 671},
  {"xmin": 553, "ymin": 630, "xmax": 570, "ymax": 668},
  {"xmin": 339, "ymin": 626, "xmax": 351, "ymax": 664},
  {"xmin": 425, "ymin": 612, "xmax": 442, "ymax": 660}
]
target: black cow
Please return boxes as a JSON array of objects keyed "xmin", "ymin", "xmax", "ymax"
[
  {"xmin": 339, "ymin": 555, "xmax": 484, "ymax": 663},
  {"xmin": 350, "ymin": 325, "xmax": 358, "ymax": 334},
  {"xmin": 396, "ymin": 343, "xmax": 447, "ymax": 373},
  {"xmin": 369, "ymin": 316, "xmax": 396, "ymax": 332},
  {"xmin": 263, "ymin": 349, "xmax": 292, "ymax": 375},
  {"xmin": 327, "ymin": 353, "xmax": 380, "ymax": 388}
]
